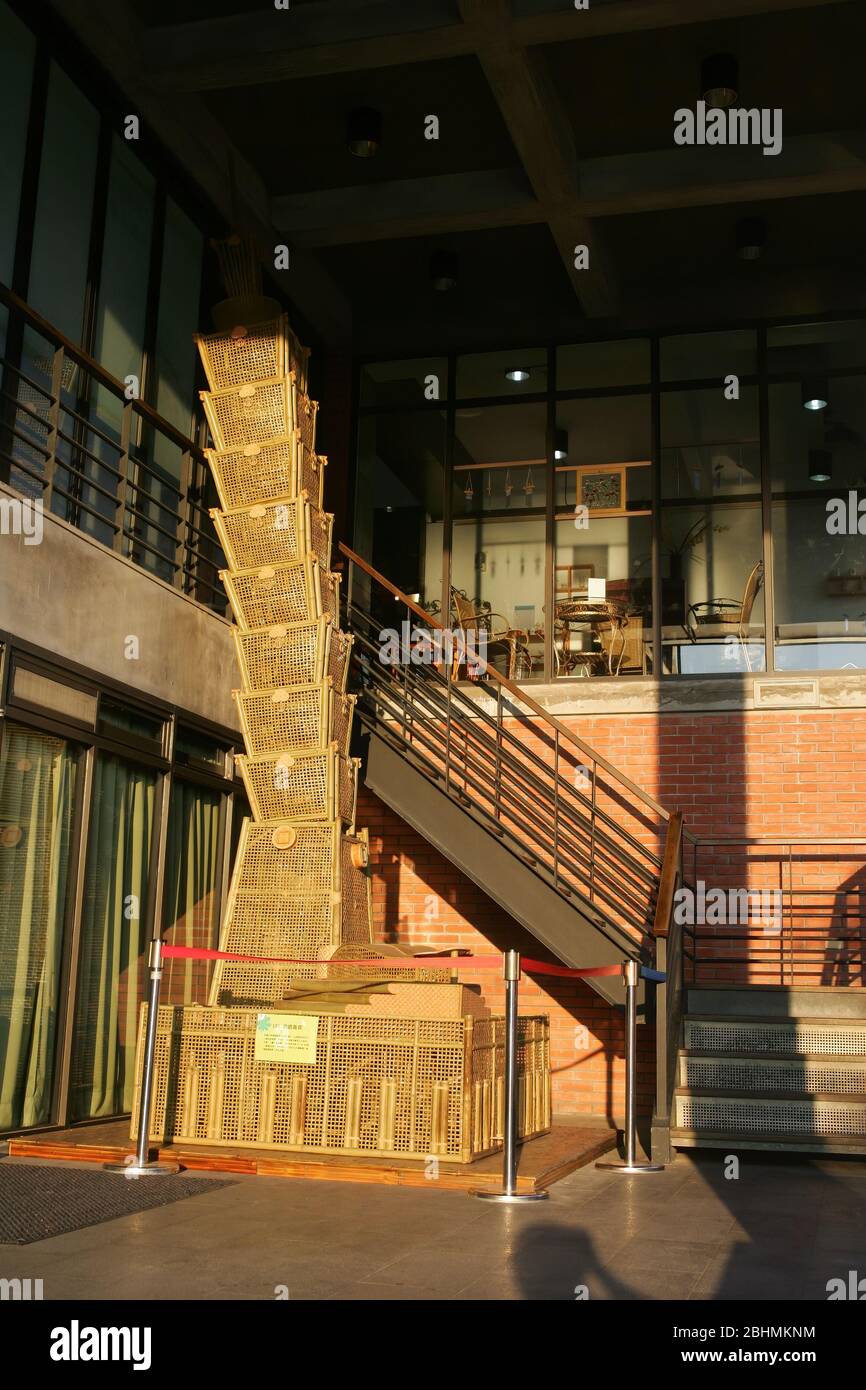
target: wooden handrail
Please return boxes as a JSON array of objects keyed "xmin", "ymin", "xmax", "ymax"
[
  {"xmin": 339, "ymin": 540, "xmax": 672, "ymax": 822},
  {"xmin": 0, "ymin": 282, "xmax": 206, "ymax": 460},
  {"xmin": 653, "ymin": 810, "xmax": 684, "ymax": 939}
]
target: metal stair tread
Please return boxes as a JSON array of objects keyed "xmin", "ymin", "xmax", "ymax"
[
  {"xmin": 686, "ymin": 1013, "xmax": 866, "ymax": 1028},
  {"xmin": 671, "ymin": 1126, "xmax": 866, "ymax": 1152},
  {"xmin": 675, "ymin": 1085, "xmax": 866, "ymax": 1105},
  {"xmin": 681, "ymin": 1048, "xmax": 866, "ymax": 1064}
]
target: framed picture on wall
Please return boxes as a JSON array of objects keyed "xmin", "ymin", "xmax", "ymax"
[{"xmin": 577, "ymin": 464, "xmax": 626, "ymax": 515}]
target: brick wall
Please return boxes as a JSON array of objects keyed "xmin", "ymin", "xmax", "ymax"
[{"xmin": 358, "ymin": 704, "xmax": 866, "ymax": 1119}]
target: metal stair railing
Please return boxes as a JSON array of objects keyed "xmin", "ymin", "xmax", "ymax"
[{"xmin": 339, "ymin": 544, "xmax": 674, "ymax": 961}]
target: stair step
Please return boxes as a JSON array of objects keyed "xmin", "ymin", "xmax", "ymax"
[
  {"xmin": 687, "ymin": 985, "xmax": 866, "ymax": 1021},
  {"xmin": 674, "ymin": 1090, "xmax": 866, "ymax": 1139},
  {"xmin": 680, "ymin": 1053, "xmax": 866, "ymax": 1096},
  {"xmin": 671, "ymin": 1127, "xmax": 866, "ymax": 1157},
  {"xmin": 684, "ymin": 1016, "xmax": 866, "ymax": 1057}
]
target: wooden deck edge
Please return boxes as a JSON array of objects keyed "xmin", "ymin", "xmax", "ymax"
[{"xmin": 8, "ymin": 1129, "xmax": 616, "ymax": 1192}]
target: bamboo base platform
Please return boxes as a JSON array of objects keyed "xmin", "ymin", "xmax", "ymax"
[{"xmin": 8, "ymin": 1120, "xmax": 615, "ymax": 1193}]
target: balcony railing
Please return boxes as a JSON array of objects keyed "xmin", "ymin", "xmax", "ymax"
[{"xmin": 0, "ymin": 283, "xmax": 226, "ymax": 613}]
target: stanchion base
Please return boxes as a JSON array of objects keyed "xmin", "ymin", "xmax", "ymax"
[
  {"xmin": 595, "ymin": 1158, "xmax": 664, "ymax": 1173},
  {"xmin": 103, "ymin": 1161, "xmax": 180, "ymax": 1178},
  {"xmin": 471, "ymin": 1189, "xmax": 550, "ymax": 1202}
]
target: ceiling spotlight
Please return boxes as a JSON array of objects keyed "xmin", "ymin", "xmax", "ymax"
[
  {"xmin": 505, "ymin": 368, "xmax": 530, "ymax": 383},
  {"xmin": 554, "ymin": 427, "xmax": 569, "ymax": 461},
  {"xmin": 736, "ymin": 217, "xmax": 766, "ymax": 261},
  {"xmin": 430, "ymin": 249, "xmax": 458, "ymax": 292},
  {"xmin": 347, "ymin": 107, "xmax": 381, "ymax": 158},
  {"xmin": 808, "ymin": 449, "xmax": 832, "ymax": 483},
  {"xmin": 802, "ymin": 377, "xmax": 829, "ymax": 412},
  {"xmin": 701, "ymin": 53, "xmax": 739, "ymax": 110}
]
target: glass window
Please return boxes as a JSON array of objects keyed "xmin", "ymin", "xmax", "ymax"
[
  {"xmin": 454, "ymin": 403, "xmax": 546, "ymax": 516},
  {"xmin": 554, "ymin": 394, "xmax": 650, "ymax": 513},
  {"xmin": 354, "ymin": 411, "xmax": 446, "ymax": 623},
  {"xmin": 661, "ymin": 330, "xmax": 757, "ymax": 382},
  {"xmin": 162, "ymin": 780, "xmax": 222, "ymax": 1008},
  {"xmin": 98, "ymin": 698, "xmax": 166, "ymax": 753},
  {"xmin": 27, "ymin": 62, "xmax": 99, "ymax": 341},
  {"xmin": 661, "ymin": 386, "xmax": 764, "ymax": 674},
  {"xmin": 153, "ymin": 198, "xmax": 203, "ymax": 445},
  {"xmin": 360, "ymin": 358, "xmax": 448, "ymax": 408},
  {"xmin": 768, "ymin": 321, "xmax": 866, "ymax": 375},
  {"xmin": 456, "ymin": 348, "xmax": 547, "ymax": 399},
  {"xmin": 554, "ymin": 515, "xmax": 652, "ymax": 677},
  {"xmin": 0, "ymin": 2, "xmax": 36, "ymax": 287},
  {"xmin": 770, "ymin": 379, "xmax": 866, "ymax": 670},
  {"xmin": 557, "ymin": 339, "xmax": 649, "ymax": 391},
  {"xmin": 68, "ymin": 753, "xmax": 158, "ymax": 1120},
  {"xmin": 174, "ymin": 725, "xmax": 230, "ymax": 776},
  {"xmin": 0, "ymin": 724, "xmax": 79, "ymax": 1130},
  {"xmin": 451, "ymin": 514, "xmax": 545, "ymax": 677}
]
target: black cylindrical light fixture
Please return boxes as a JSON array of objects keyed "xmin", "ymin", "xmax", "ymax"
[
  {"xmin": 554, "ymin": 427, "xmax": 568, "ymax": 460},
  {"xmin": 808, "ymin": 449, "xmax": 832, "ymax": 482},
  {"xmin": 736, "ymin": 216, "xmax": 766, "ymax": 261},
  {"xmin": 347, "ymin": 107, "xmax": 382, "ymax": 158},
  {"xmin": 802, "ymin": 377, "xmax": 829, "ymax": 412},
  {"xmin": 430, "ymin": 249, "xmax": 458, "ymax": 292},
  {"xmin": 701, "ymin": 53, "xmax": 739, "ymax": 109}
]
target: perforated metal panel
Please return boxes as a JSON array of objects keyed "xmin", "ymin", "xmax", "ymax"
[
  {"xmin": 683, "ymin": 1057, "xmax": 866, "ymax": 1095},
  {"xmin": 677, "ymin": 1095, "xmax": 866, "ymax": 1136},
  {"xmin": 685, "ymin": 1020, "xmax": 866, "ymax": 1056}
]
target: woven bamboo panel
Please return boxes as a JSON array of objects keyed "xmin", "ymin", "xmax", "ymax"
[
  {"xmin": 233, "ymin": 619, "xmax": 352, "ymax": 694},
  {"xmin": 201, "ymin": 375, "xmax": 297, "ymax": 450},
  {"xmin": 234, "ymin": 681, "xmax": 355, "ymax": 758},
  {"xmin": 208, "ymin": 822, "xmax": 373, "ymax": 1006},
  {"xmin": 195, "ymin": 316, "xmax": 308, "ymax": 392},
  {"xmin": 206, "ymin": 434, "xmax": 326, "ymax": 511},
  {"xmin": 297, "ymin": 393, "xmax": 318, "ymax": 455},
  {"xmin": 133, "ymin": 1006, "xmax": 550, "ymax": 1161},
  {"xmin": 211, "ymin": 494, "xmax": 333, "ymax": 574},
  {"xmin": 236, "ymin": 745, "xmax": 358, "ymax": 826},
  {"xmin": 221, "ymin": 557, "xmax": 339, "ymax": 631}
]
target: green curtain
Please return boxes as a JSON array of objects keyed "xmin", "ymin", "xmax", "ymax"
[
  {"xmin": 69, "ymin": 753, "xmax": 156, "ymax": 1120},
  {"xmin": 0, "ymin": 724, "xmax": 78, "ymax": 1130},
  {"xmin": 162, "ymin": 780, "xmax": 221, "ymax": 1006}
]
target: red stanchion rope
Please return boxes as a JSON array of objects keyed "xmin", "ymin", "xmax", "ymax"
[{"xmin": 160, "ymin": 943, "xmax": 624, "ymax": 979}]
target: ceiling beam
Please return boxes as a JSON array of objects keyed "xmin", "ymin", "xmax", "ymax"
[
  {"xmin": 273, "ymin": 131, "xmax": 866, "ymax": 247},
  {"xmin": 145, "ymin": 0, "xmax": 852, "ymax": 92},
  {"xmin": 458, "ymin": 0, "xmax": 617, "ymax": 316},
  {"xmin": 273, "ymin": 169, "xmax": 543, "ymax": 247}
]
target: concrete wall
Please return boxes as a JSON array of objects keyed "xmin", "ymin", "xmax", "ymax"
[{"xmin": 0, "ymin": 484, "xmax": 241, "ymax": 730}]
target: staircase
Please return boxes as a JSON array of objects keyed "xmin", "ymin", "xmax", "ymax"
[
  {"xmin": 672, "ymin": 986, "xmax": 866, "ymax": 1156},
  {"xmin": 340, "ymin": 544, "xmax": 675, "ymax": 1007},
  {"xmin": 338, "ymin": 544, "xmax": 866, "ymax": 1162}
]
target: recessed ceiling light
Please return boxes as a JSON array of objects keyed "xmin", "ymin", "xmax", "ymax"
[
  {"xmin": 430, "ymin": 249, "xmax": 458, "ymax": 292},
  {"xmin": 802, "ymin": 377, "xmax": 829, "ymax": 411},
  {"xmin": 808, "ymin": 449, "xmax": 832, "ymax": 482},
  {"xmin": 554, "ymin": 427, "xmax": 569, "ymax": 460},
  {"xmin": 701, "ymin": 53, "xmax": 739, "ymax": 110},
  {"xmin": 347, "ymin": 107, "xmax": 381, "ymax": 158},
  {"xmin": 505, "ymin": 368, "xmax": 530, "ymax": 382},
  {"xmin": 736, "ymin": 216, "xmax": 766, "ymax": 261}
]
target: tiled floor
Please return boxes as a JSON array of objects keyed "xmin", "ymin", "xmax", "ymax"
[{"xmin": 1, "ymin": 1149, "xmax": 864, "ymax": 1300}]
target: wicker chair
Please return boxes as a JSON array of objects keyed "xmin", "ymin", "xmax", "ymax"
[
  {"xmin": 687, "ymin": 561, "xmax": 764, "ymax": 669},
  {"xmin": 598, "ymin": 615, "xmax": 647, "ymax": 675},
  {"xmin": 449, "ymin": 588, "xmax": 530, "ymax": 680}
]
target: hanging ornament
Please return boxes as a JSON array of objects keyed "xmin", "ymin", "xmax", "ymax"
[
  {"xmin": 523, "ymin": 467, "xmax": 535, "ymax": 498},
  {"xmin": 486, "ymin": 470, "xmax": 492, "ymax": 498},
  {"xmin": 504, "ymin": 469, "xmax": 513, "ymax": 505},
  {"xmin": 463, "ymin": 471, "xmax": 474, "ymax": 502}
]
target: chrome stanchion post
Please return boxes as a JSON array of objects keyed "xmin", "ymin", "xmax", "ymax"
[
  {"xmin": 105, "ymin": 938, "xmax": 178, "ymax": 1177},
  {"xmin": 473, "ymin": 950, "xmax": 548, "ymax": 1202},
  {"xmin": 597, "ymin": 959, "xmax": 663, "ymax": 1174}
]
